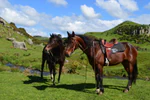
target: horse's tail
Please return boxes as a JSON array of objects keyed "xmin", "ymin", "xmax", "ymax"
[{"xmin": 133, "ymin": 59, "xmax": 138, "ymax": 84}]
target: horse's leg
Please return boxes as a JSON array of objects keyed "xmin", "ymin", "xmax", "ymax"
[
  {"xmin": 122, "ymin": 61, "xmax": 134, "ymax": 92},
  {"xmin": 52, "ymin": 65, "xmax": 56, "ymax": 86},
  {"xmin": 58, "ymin": 63, "xmax": 64, "ymax": 83},
  {"xmin": 95, "ymin": 64, "xmax": 104, "ymax": 95},
  {"xmin": 41, "ymin": 58, "xmax": 45, "ymax": 79},
  {"xmin": 47, "ymin": 63, "xmax": 53, "ymax": 82},
  {"xmin": 95, "ymin": 68, "xmax": 100, "ymax": 94}
]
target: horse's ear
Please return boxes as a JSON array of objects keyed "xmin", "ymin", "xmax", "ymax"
[
  {"xmin": 67, "ymin": 31, "xmax": 70, "ymax": 36},
  {"xmin": 72, "ymin": 31, "xmax": 75, "ymax": 37}
]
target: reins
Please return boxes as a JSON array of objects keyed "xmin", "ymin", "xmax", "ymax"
[{"xmin": 78, "ymin": 43, "xmax": 88, "ymax": 55}]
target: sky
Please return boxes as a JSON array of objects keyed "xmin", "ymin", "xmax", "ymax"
[{"xmin": 0, "ymin": 0, "xmax": 150, "ymax": 37}]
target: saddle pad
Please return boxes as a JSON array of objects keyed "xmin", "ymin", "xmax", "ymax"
[{"xmin": 111, "ymin": 42, "xmax": 125, "ymax": 53}]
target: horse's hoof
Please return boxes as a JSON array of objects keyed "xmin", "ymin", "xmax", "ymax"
[
  {"xmin": 123, "ymin": 89, "xmax": 129, "ymax": 93},
  {"xmin": 96, "ymin": 89, "xmax": 100, "ymax": 94},
  {"xmin": 99, "ymin": 91, "xmax": 103, "ymax": 95}
]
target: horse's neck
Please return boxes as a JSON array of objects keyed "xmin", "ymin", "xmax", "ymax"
[
  {"xmin": 53, "ymin": 44, "xmax": 64, "ymax": 55},
  {"xmin": 59, "ymin": 44, "xmax": 65, "ymax": 53},
  {"xmin": 77, "ymin": 37, "xmax": 87, "ymax": 51}
]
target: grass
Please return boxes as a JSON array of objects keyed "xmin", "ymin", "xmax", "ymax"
[{"xmin": 0, "ymin": 71, "xmax": 150, "ymax": 100}]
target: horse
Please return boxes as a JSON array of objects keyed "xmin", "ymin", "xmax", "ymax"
[
  {"xmin": 65, "ymin": 31, "xmax": 138, "ymax": 95},
  {"xmin": 41, "ymin": 34, "xmax": 65, "ymax": 85}
]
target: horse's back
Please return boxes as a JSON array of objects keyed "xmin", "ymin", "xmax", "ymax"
[{"xmin": 121, "ymin": 42, "xmax": 138, "ymax": 60}]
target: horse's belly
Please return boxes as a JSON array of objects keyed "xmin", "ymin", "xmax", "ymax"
[{"xmin": 109, "ymin": 53, "xmax": 125, "ymax": 65}]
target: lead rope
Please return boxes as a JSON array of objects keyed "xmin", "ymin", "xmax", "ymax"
[
  {"xmin": 93, "ymin": 41, "xmax": 97, "ymax": 89},
  {"xmin": 78, "ymin": 42, "xmax": 89, "ymax": 91},
  {"xmin": 83, "ymin": 41, "xmax": 96, "ymax": 91},
  {"xmin": 78, "ymin": 43, "xmax": 88, "ymax": 91}
]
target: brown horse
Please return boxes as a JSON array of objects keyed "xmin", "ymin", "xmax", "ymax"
[
  {"xmin": 41, "ymin": 34, "xmax": 65, "ymax": 85},
  {"xmin": 65, "ymin": 31, "xmax": 138, "ymax": 95}
]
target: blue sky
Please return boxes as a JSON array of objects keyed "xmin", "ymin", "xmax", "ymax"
[{"xmin": 0, "ymin": 0, "xmax": 150, "ymax": 37}]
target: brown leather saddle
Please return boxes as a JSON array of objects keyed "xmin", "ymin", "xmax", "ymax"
[{"xmin": 100, "ymin": 39, "xmax": 125, "ymax": 65}]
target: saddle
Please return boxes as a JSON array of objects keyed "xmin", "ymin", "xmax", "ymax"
[
  {"xmin": 101, "ymin": 39, "xmax": 125, "ymax": 66},
  {"xmin": 101, "ymin": 38, "xmax": 118, "ymax": 48}
]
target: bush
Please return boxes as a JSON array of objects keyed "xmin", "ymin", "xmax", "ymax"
[{"xmin": 67, "ymin": 61, "xmax": 80, "ymax": 74}]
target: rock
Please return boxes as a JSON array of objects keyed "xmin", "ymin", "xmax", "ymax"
[
  {"xmin": 12, "ymin": 40, "xmax": 27, "ymax": 50},
  {"xmin": 6, "ymin": 37, "xmax": 16, "ymax": 41},
  {"xmin": 27, "ymin": 38, "xmax": 33, "ymax": 45}
]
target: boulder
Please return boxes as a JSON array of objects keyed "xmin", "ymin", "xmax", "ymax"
[
  {"xmin": 6, "ymin": 37, "xmax": 16, "ymax": 41},
  {"xmin": 27, "ymin": 38, "xmax": 33, "ymax": 45},
  {"xmin": 12, "ymin": 40, "xmax": 27, "ymax": 50}
]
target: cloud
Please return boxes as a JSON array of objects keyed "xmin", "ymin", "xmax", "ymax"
[
  {"xmin": 96, "ymin": 0, "xmax": 128, "ymax": 19},
  {"xmin": 118, "ymin": 0, "xmax": 138, "ymax": 11},
  {"xmin": 95, "ymin": 0, "xmax": 138, "ymax": 19},
  {"xmin": 80, "ymin": 4, "xmax": 100, "ymax": 19},
  {"xmin": 129, "ymin": 14, "xmax": 150, "ymax": 25},
  {"xmin": 0, "ymin": 8, "xmax": 37, "ymax": 26},
  {"xmin": 0, "ymin": 0, "xmax": 41, "ymax": 27},
  {"xmin": 144, "ymin": 2, "xmax": 150, "ymax": 9},
  {"xmin": 0, "ymin": 0, "xmax": 11, "ymax": 8},
  {"xmin": 26, "ymin": 28, "xmax": 48, "ymax": 37},
  {"xmin": 47, "ymin": 0, "xmax": 68, "ymax": 6},
  {"xmin": 43, "ymin": 15, "xmax": 123, "ymax": 36}
]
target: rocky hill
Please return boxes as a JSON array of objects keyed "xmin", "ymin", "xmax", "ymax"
[
  {"xmin": 86, "ymin": 21, "xmax": 150, "ymax": 44},
  {"xmin": 0, "ymin": 17, "xmax": 44, "ymax": 45},
  {"xmin": 114, "ymin": 21, "xmax": 150, "ymax": 35}
]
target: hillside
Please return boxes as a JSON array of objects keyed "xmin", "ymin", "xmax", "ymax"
[{"xmin": 86, "ymin": 21, "xmax": 150, "ymax": 44}]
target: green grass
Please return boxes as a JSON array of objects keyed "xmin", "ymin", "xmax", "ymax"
[{"xmin": 0, "ymin": 71, "xmax": 150, "ymax": 100}]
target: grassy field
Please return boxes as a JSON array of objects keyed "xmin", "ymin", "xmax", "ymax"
[{"xmin": 0, "ymin": 71, "xmax": 150, "ymax": 100}]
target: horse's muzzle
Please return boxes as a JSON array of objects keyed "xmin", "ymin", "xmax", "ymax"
[{"xmin": 65, "ymin": 53, "xmax": 70, "ymax": 57}]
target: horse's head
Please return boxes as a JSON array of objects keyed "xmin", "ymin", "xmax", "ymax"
[
  {"xmin": 65, "ymin": 31, "xmax": 79, "ymax": 57},
  {"xmin": 45, "ymin": 34, "xmax": 62, "ymax": 52}
]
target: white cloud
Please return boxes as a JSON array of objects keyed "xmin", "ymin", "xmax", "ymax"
[
  {"xmin": 129, "ymin": 14, "xmax": 150, "ymax": 25},
  {"xmin": 44, "ymin": 15, "xmax": 123, "ymax": 36},
  {"xmin": 80, "ymin": 5, "xmax": 100, "ymax": 19},
  {"xmin": 47, "ymin": 0, "xmax": 68, "ymax": 6},
  {"xmin": 118, "ymin": 0, "xmax": 138, "ymax": 11},
  {"xmin": 0, "ymin": 8, "xmax": 37, "ymax": 26},
  {"xmin": 96, "ymin": 0, "xmax": 128, "ymax": 19},
  {"xmin": 19, "ymin": 6, "xmax": 39, "ymax": 18},
  {"xmin": 96, "ymin": 0, "xmax": 138, "ymax": 19},
  {"xmin": 0, "ymin": 0, "xmax": 11, "ymax": 8},
  {"xmin": 144, "ymin": 2, "xmax": 150, "ymax": 9},
  {"xmin": 26, "ymin": 28, "xmax": 48, "ymax": 37}
]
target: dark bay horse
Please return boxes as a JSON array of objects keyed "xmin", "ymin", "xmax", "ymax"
[
  {"xmin": 41, "ymin": 34, "xmax": 65, "ymax": 85},
  {"xmin": 65, "ymin": 31, "xmax": 138, "ymax": 95}
]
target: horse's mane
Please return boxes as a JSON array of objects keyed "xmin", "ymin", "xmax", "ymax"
[
  {"xmin": 50, "ymin": 34, "xmax": 63, "ymax": 43},
  {"xmin": 77, "ymin": 34, "xmax": 99, "ymax": 46}
]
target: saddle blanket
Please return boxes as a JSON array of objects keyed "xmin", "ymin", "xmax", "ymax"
[{"xmin": 111, "ymin": 42, "xmax": 125, "ymax": 53}]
